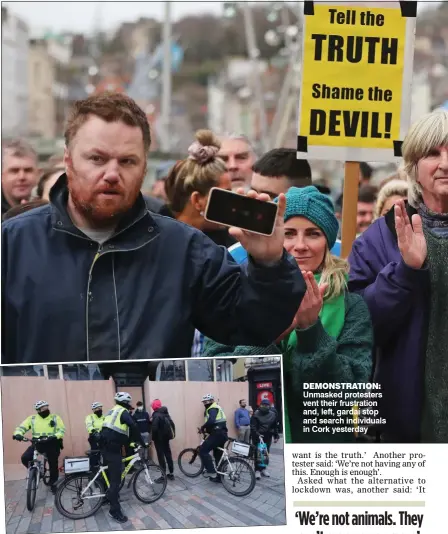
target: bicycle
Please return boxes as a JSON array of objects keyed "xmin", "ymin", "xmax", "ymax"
[
  {"xmin": 54, "ymin": 444, "xmax": 167, "ymax": 519},
  {"xmin": 177, "ymin": 429, "xmax": 256, "ymax": 496},
  {"xmin": 19, "ymin": 437, "xmax": 53, "ymax": 512}
]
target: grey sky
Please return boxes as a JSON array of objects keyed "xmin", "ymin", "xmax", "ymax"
[
  {"xmin": 4, "ymin": 1, "xmax": 440, "ymax": 36},
  {"xmin": 4, "ymin": 1, "xmax": 224, "ymax": 35}
]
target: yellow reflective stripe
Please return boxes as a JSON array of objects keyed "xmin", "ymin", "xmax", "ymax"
[
  {"xmin": 103, "ymin": 406, "xmax": 129, "ymax": 436},
  {"xmin": 205, "ymin": 404, "xmax": 227, "ymax": 423}
]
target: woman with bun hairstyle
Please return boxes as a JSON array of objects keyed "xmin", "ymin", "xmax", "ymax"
[
  {"xmin": 165, "ymin": 129, "xmax": 235, "ymax": 247},
  {"xmin": 204, "ymin": 186, "xmax": 373, "ymax": 443}
]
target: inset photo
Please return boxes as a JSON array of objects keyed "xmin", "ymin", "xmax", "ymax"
[{"xmin": 1, "ymin": 356, "xmax": 285, "ymax": 532}]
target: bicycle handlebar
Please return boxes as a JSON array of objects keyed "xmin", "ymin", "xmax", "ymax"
[{"xmin": 21, "ymin": 436, "xmax": 56, "ymax": 443}]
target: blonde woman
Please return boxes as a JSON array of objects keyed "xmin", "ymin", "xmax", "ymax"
[
  {"xmin": 165, "ymin": 129, "xmax": 234, "ymax": 247},
  {"xmin": 204, "ymin": 186, "xmax": 373, "ymax": 443},
  {"xmin": 349, "ymin": 110, "xmax": 448, "ymax": 443},
  {"xmin": 374, "ymin": 179, "xmax": 409, "ymax": 219}
]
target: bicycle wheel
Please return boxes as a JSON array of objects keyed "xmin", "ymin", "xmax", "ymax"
[
  {"xmin": 220, "ymin": 457, "xmax": 256, "ymax": 497},
  {"xmin": 178, "ymin": 448, "xmax": 204, "ymax": 477},
  {"xmin": 42, "ymin": 458, "xmax": 51, "ymax": 486},
  {"xmin": 55, "ymin": 473, "xmax": 105, "ymax": 519},
  {"xmin": 133, "ymin": 464, "xmax": 167, "ymax": 504},
  {"xmin": 26, "ymin": 467, "xmax": 38, "ymax": 511}
]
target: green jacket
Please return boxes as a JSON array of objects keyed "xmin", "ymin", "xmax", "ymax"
[{"xmin": 204, "ymin": 292, "xmax": 373, "ymax": 443}]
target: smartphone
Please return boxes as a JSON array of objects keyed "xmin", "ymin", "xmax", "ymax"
[{"xmin": 204, "ymin": 187, "xmax": 278, "ymax": 236}]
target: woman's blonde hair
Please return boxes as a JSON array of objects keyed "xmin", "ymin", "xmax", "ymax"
[
  {"xmin": 374, "ymin": 179, "xmax": 409, "ymax": 219},
  {"xmin": 164, "ymin": 129, "xmax": 226, "ymax": 214},
  {"xmin": 402, "ymin": 110, "xmax": 448, "ymax": 208},
  {"xmin": 319, "ymin": 250, "xmax": 349, "ymax": 301}
]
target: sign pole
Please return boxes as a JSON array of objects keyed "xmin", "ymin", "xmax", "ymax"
[{"xmin": 340, "ymin": 161, "xmax": 360, "ymax": 259}]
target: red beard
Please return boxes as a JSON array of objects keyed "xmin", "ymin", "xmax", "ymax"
[{"xmin": 66, "ymin": 162, "xmax": 143, "ymax": 227}]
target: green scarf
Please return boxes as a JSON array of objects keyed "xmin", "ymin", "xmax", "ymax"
[{"xmin": 281, "ymin": 273, "xmax": 346, "ymax": 443}]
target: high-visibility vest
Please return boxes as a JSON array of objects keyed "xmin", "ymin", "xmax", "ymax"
[
  {"xmin": 14, "ymin": 414, "xmax": 65, "ymax": 440},
  {"xmin": 102, "ymin": 405, "xmax": 129, "ymax": 437},
  {"xmin": 85, "ymin": 413, "xmax": 105, "ymax": 434},
  {"xmin": 204, "ymin": 403, "xmax": 226, "ymax": 424}
]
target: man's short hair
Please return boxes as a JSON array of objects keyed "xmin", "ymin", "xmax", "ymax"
[
  {"xmin": 252, "ymin": 148, "xmax": 312, "ymax": 187},
  {"xmin": 136, "ymin": 401, "xmax": 143, "ymax": 407},
  {"xmin": 239, "ymin": 399, "xmax": 246, "ymax": 404},
  {"xmin": 336, "ymin": 184, "xmax": 377, "ymax": 212},
  {"xmin": 358, "ymin": 184, "xmax": 377, "ymax": 204},
  {"xmin": 2, "ymin": 138, "xmax": 38, "ymax": 166},
  {"xmin": 65, "ymin": 92, "xmax": 151, "ymax": 153},
  {"xmin": 219, "ymin": 132, "xmax": 256, "ymax": 155},
  {"xmin": 360, "ymin": 162, "xmax": 373, "ymax": 180}
]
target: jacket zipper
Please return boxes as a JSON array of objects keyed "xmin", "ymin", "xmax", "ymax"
[
  {"xmin": 85, "ymin": 233, "xmax": 160, "ymax": 361},
  {"xmin": 86, "ymin": 243, "xmax": 103, "ymax": 361}
]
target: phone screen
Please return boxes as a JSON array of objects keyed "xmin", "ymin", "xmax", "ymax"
[{"xmin": 205, "ymin": 188, "xmax": 278, "ymax": 236}]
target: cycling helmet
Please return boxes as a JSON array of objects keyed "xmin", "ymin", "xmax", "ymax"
[
  {"xmin": 201, "ymin": 393, "xmax": 214, "ymax": 402},
  {"xmin": 34, "ymin": 400, "xmax": 49, "ymax": 410},
  {"xmin": 91, "ymin": 402, "xmax": 102, "ymax": 410},
  {"xmin": 114, "ymin": 392, "xmax": 132, "ymax": 404}
]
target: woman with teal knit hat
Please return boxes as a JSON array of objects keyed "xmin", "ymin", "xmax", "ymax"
[{"xmin": 204, "ymin": 186, "xmax": 373, "ymax": 443}]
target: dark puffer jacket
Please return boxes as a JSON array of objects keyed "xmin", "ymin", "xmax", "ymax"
[{"xmin": 2, "ymin": 174, "xmax": 305, "ymax": 363}]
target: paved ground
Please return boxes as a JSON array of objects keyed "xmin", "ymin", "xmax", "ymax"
[{"xmin": 4, "ymin": 439, "xmax": 285, "ymax": 532}]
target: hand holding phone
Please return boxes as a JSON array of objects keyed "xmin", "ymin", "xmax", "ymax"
[{"xmin": 205, "ymin": 187, "xmax": 286, "ymax": 265}]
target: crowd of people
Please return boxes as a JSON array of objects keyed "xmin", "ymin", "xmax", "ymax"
[{"xmin": 2, "ymin": 91, "xmax": 448, "ymax": 445}]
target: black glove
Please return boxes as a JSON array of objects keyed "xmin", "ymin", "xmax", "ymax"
[
  {"xmin": 49, "ymin": 419, "xmax": 56, "ymax": 427},
  {"xmin": 13, "ymin": 434, "xmax": 23, "ymax": 441}
]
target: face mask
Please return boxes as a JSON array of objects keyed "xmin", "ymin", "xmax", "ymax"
[
  {"xmin": 260, "ymin": 406, "xmax": 269, "ymax": 412},
  {"xmin": 95, "ymin": 410, "xmax": 103, "ymax": 418},
  {"xmin": 39, "ymin": 409, "xmax": 50, "ymax": 418},
  {"xmin": 137, "ymin": 407, "xmax": 143, "ymax": 411}
]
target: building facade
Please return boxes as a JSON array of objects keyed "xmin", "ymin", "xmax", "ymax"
[
  {"xmin": 1, "ymin": 6, "xmax": 29, "ymax": 138},
  {"xmin": 28, "ymin": 35, "xmax": 71, "ymax": 139}
]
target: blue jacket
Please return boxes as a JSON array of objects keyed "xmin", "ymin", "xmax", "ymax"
[
  {"xmin": 229, "ymin": 239, "xmax": 342, "ymax": 264},
  {"xmin": 348, "ymin": 205, "xmax": 430, "ymax": 442},
  {"xmin": 234, "ymin": 407, "xmax": 251, "ymax": 428},
  {"xmin": 2, "ymin": 175, "xmax": 306, "ymax": 364}
]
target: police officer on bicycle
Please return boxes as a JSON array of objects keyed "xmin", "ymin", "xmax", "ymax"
[
  {"xmin": 198, "ymin": 394, "xmax": 228, "ymax": 483},
  {"xmin": 86, "ymin": 402, "xmax": 104, "ymax": 469},
  {"xmin": 100, "ymin": 392, "xmax": 147, "ymax": 524},
  {"xmin": 12, "ymin": 400, "xmax": 65, "ymax": 493}
]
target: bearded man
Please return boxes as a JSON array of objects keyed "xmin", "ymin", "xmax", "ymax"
[{"xmin": 2, "ymin": 92, "xmax": 305, "ymax": 364}]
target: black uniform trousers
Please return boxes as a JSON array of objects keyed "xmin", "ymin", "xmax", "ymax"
[
  {"xmin": 21, "ymin": 439, "xmax": 61, "ymax": 485},
  {"xmin": 199, "ymin": 430, "xmax": 228, "ymax": 474},
  {"xmin": 100, "ymin": 442, "xmax": 123, "ymax": 514}
]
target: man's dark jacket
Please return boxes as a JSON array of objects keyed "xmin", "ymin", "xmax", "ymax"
[
  {"xmin": 2, "ymin": 174, "xmax": 305, "ymax": 363},
  {"xmin": 151, "ymin": 407, "xmax": 175, "ymax": 441},
  {"xmin": 132, "ymin": 409, "xmax": 151, "ymax": 434},
  {"xmin": 250, "ymin": 408, "xmax": 279, "ymax": 439}
]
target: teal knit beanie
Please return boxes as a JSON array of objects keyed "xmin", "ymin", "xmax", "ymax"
[{"xmin": 276, "ymin": 186, "xmax": 339, "ymax": 248}]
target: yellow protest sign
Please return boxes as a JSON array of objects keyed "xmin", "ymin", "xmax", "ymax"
[{"xmin": 296, "ymin": 1, "xmax": 416, "ymax": 162}]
